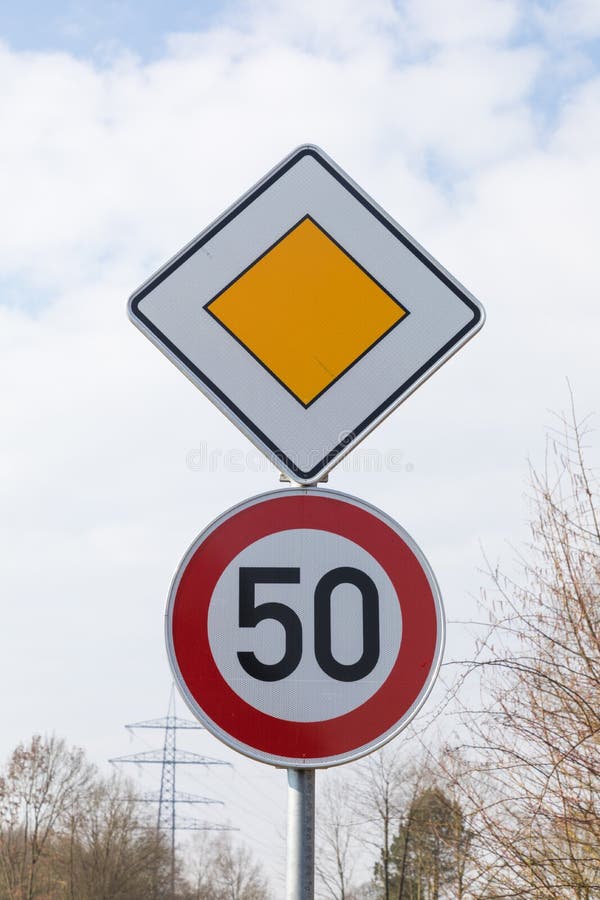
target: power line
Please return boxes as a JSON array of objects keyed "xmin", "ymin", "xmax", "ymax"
[{"xmin": 110, "ymin": 686, "xmax": 234, "ymax": 898}]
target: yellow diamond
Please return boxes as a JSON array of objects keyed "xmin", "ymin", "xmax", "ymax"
[{"xmin": 205, "ymin": 216, "xmax": 408, "ymax": 406}]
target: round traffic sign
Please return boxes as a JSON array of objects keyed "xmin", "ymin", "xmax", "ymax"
[{"xmin": 166, "ymin": 488, "xmax": 444, "ymax": 768}]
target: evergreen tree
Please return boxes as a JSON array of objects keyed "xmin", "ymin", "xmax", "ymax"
[{"xmin": 374, "ymin": 787, "xmax": 470, "ymax": 900}]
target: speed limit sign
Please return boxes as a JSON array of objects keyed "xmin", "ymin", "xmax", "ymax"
[{"xmin": 166, "ymin": 488, "xmax": 444, "ymax": 768}]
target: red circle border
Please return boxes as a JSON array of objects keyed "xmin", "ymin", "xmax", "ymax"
[{"xmin": 168, "ymin": 491, "xmax": 442, "ymax": 765}]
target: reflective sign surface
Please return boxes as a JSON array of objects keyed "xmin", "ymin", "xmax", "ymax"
[
  {"xmin": 129, "ymin": 145, "xmax": 484, "ymax": 484},
  {"xmin": 166, "ymin": 488, "xmax": 444, "ymax": 768}
]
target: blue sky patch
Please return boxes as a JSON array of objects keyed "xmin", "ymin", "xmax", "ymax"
[{"xmin": 0, "ymin": 0, "xmax": 229, "ymax": 62}]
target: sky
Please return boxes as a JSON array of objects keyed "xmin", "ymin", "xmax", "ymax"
[{"xmin": 2, "ymin": 0, "xmax": 600, "ymax": 893}]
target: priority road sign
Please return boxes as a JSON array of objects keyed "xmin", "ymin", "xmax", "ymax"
[
  {"xmin": 128, "ymin": 145, "xmax": 484, "ymax": 485},
  {"xmin": 166, "ymin": 488, "xmax": 444, "ymax": 768}
]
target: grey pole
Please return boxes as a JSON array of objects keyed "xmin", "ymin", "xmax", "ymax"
[{"xmin": 286, "ymin": 768, "xmax": 315, "ymax": 900}]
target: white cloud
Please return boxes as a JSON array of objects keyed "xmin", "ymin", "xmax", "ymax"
[
  {"xmin": 223, "ymin": 0, "xmax": 399, "ymax": 57},
  {"xmin": 535, "ymin": 0, "xmax": 600, "ymax": 40},
  {"xmin": 402, "ymin": 0, "xmax": 520, "ymax": 46}
]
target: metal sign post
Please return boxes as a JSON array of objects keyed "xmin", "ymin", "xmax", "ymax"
[
  {"xmin": 287, "ymin": 769, "xmax": 315, "ymax": 900},
  {"xmin": 163, "ymin": 487, "xmax": 445, "ymax": 897},
  {"xmin": 128, "ymin": 143, "xmax": 485, "ymax": 900}
]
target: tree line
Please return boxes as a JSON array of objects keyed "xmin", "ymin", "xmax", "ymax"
[{"xmin": 0, "ymin": 734, "xmax": 270, "ymax": 899}]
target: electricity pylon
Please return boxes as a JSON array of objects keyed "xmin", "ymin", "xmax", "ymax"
[{"xmin": 110, "ymin": 688, "xmax": 233, "ymax": 898}]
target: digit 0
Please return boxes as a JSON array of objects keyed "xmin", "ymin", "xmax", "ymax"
[{"xmin": 314, "ymin": 566, "xmax": 380, "ymax": 682}]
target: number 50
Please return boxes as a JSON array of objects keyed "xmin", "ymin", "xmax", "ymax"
[{"xmin": 237, "ymin": 566, "xmax": 380, "ymax": 683}]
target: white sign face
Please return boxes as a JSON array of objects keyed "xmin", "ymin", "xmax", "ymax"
[
  {"xmin": 208, "ymin": 529, "xmax": 403, "ymax": 723},
  {"xmin": 166, "ymin": 488, "xmax": 444, "ymax": 768},
  {"xmin": 129, "ymin": 145, "xmax": 484, "ymax": 484}
]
